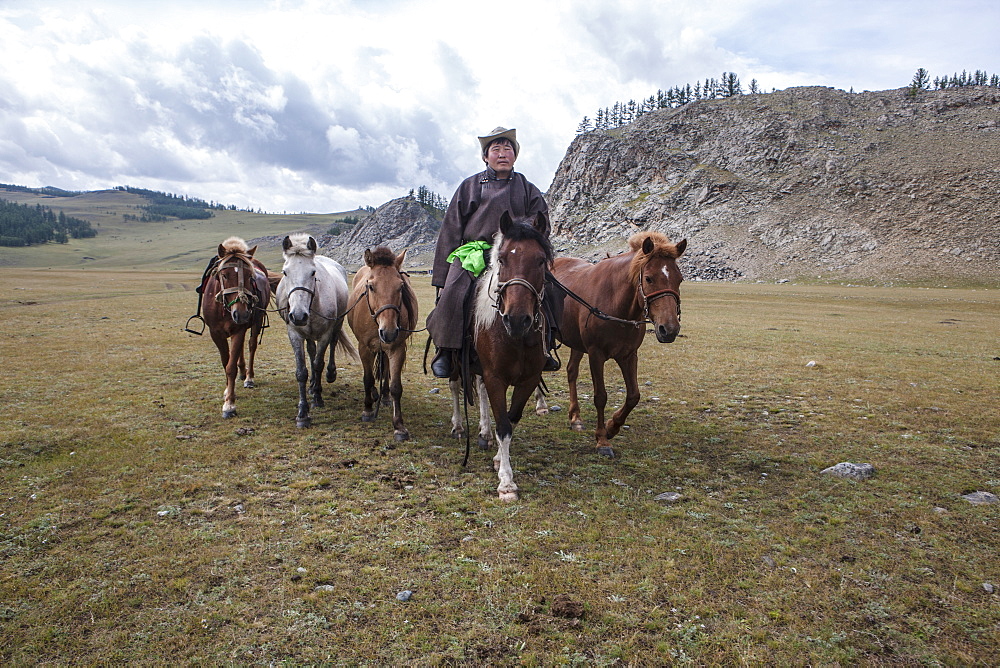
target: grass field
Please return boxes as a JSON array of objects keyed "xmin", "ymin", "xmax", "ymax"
[{"xmin": 1, "ymin": 266, "xmax": 997, "ymax": 665}]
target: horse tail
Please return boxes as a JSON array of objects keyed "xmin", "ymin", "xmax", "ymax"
[{"xmin": 336, "ymin": 327, "xmax": 361, "ymax": 364}]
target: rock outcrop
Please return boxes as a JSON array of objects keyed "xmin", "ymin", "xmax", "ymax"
[
  {"xmin": 546, "ymin": 86, "xmax": 1000, "ymax": 281},
  {"xmin": 322, "ymin": 196, "xmax": 440, "ymax": 269}
]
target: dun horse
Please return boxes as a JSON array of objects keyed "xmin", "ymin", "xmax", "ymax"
[
  {"xmin": 347, "ymin": 246, "xmax": 419, "ymax": 441},
  {"xmin": 276, "ymin": 234, "xmax": 359, "ymax": 428},
  {"xmin": 551, "ymin": 231, "xmax": 686, "ymax": 457},
  {"xmin": 462, "ymin": 211, "xmax": 552, "ymax": 501},
  {"xmin": 201, "ymin": 236, "xmax": 279, "ymax": 418}
]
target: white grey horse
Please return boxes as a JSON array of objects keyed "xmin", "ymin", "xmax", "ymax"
[{"xmin": 276, "ymin": 234, "xmax": 359, "ymax": 428}]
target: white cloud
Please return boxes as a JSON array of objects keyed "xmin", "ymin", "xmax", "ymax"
[{"xmin": 1, "ymin": 0, "xmax": 998, "ymax": 212}]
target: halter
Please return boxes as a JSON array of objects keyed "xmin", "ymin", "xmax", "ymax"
[
  {"xmin": 366, "ymin": 282, "xmax": 402, "ymax": 320},
  {"xmin": 494, "ymin": 276, "xmax": 546, "ymax": 332},
  {"xmin": 639, "ymin": 282, "xmax": 682, "ymax": 322},
  {"xmin": 213, "ymin": 254, "xmax": 259, "ymax": 309}
]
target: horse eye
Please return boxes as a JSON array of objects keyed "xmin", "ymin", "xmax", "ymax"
[
  {"xmin": 645, "ymin": 276, "xmax": 653, "ymax": 283},
  {"xmin": 311, "ymin": 270, "xmax": 316, "ymax": 277},
  {"xmin": 282, "ymin": 270, "xmax": 286, "ymax": 275}
]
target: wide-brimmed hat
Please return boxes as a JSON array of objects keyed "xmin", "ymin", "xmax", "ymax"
[{"xmin": 478, "ymin": 126, "xmax": 519, "ymax": 157}]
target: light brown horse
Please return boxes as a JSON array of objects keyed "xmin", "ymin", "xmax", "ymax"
[
  {"xmin": 471, "ymin": 211, "xmax": 553, "ymax": 501},
  {"xmin": 347, "ymin": 246, "xmax": 419, "ymax": 441},
  {"xmin": 201, "ymin": 236, "xmax": 279, "ymax": 418},
  {"xmin": 551, "ymin": 231, "xmax": 686, "ymax": 457}
]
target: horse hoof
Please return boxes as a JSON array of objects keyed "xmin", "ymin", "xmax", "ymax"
[
  {"xmin": 296, "ymin": 417, "xmax": 312, "ymax": 429},
  {"xmin": 499, "ymin": 491, "xmax": 519, "ymax": 503},
  {"xmin": 477, "ymin": 436, "xmax": 491, "ymax": 451},
  {"xmin": 243, "ymin": 379, "xmax": 255, "ymax": 389},
  {"xmin": 222, "ymin": 410, "xmax": 236, "ymax": 419},
  {"xmin": 326, "ymin": 371, "xmax": 336, "ymax": 383},
  {"xmin": 313, "ymin": 398, "xmax": 325, "ymax": 409},
  {"xmin": 394, "ymin": 431, "xmax": 409, "ymax": 442},
  {"xmin": 571, "ymin": 421, "xmax": 586, "ymax": 432},
  {"xmin": 535, "ymin": 408, "xmax": 549, "ymax": 416},
  {"xmin": 597, "ymin": 446, "xmax": 615, "ymax": 458},
  {"xmin": 451, "ymin": 428, "xmax": 464, "ymax": 439},
  {"xmin": 361, "ymin": 413, "xmax": 375, "ymax": 423}
]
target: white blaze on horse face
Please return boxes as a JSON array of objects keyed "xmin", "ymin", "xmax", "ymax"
[{"xmin": 661, "ymin": 265, "xmax": 670, "ymax": 278}]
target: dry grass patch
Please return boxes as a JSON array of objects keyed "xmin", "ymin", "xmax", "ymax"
[{"xmin": 1, "ymin": 270, "xmax": 998, "ymax": 664}]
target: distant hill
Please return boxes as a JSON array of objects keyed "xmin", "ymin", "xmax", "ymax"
[{"xmin": 547, "ymin": 85, "xmax": 1000, "ymax": 282}]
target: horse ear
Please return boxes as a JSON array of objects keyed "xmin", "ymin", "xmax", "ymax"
[
  {"xmin": 308, "ymin": 236, "xmax": 318, "ymax": 252},
  {"xmin": 395, "ymin": 248, "xmax": 408, "ymax": 270},
  {"xmin": 247, "ymin": 245, "xmax": 258, "ymax": 257},
  {"xmin": 282, "ymin": 236, "xmax": 292, "ymax": 252},
  {"xmin": 217, "ymin": 243, "xmax": 226, "ymax": 257},
  {"xmin": 642, "ymin": 236, "xmax": 655, "ymax": 255},
  {"xmin": 499, "ymin": 210, "xmax": 514, "ymax": 236},
  {"xmin": 675, "ymin": 239, "xmax": 687, "ymax": 256},
  {"xmin": 364, "ymin": 248, "xmax": 374, "ymax": 267},
  {"xmin": 532, "ymin": 211, "xmax": 549, "ymax": 235}
]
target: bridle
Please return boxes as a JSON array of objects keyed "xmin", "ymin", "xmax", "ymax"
[
  {"xmin": 639, "ymin": 281, "xmax": 681, "ymax": 322},
  {"xmin": 493, "ymin": 275, "xmax": 546, "ymax": 333},
  {"xmin": 213, "ymin": 254, "xmax": 260, "ymax": 310}
]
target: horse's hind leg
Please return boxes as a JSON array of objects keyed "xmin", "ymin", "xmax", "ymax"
[
  {"xmin": 566, "ymin": 348, "xmax": 586, "ymax": 432},
  {"xmin": 244, "ymin": 321, "xmax": 260, "ymax": 389},
  {"xmin": 605, "ymin": 353, "xmax": 640, "ymax": 441},
  {"xmin": 534, "ymin": 386, "xmax": 549, "ymax": 416},
  {"xmin": 476, "ymin": 376, "xmax": 492, "ymax": 450},
  {"xmin": 359, "ymin": 347, "xmax": 377, "ymax": 422},
  {"xmin": 308, "ymin": 339, "xmax": 326, "ymax": 409},
  {"xmin": 449, "ymin": 379, "xmax": 465, "ymax": 438}
]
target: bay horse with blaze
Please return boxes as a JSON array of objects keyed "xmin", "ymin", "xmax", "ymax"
[
  {"xmin": 552, "ymin": 231, "xmax": 686, "ymax": 457},
  {"xmin": 201, "ymin": 236, "xmax": 279, "ymax": 418},
  {"xmin": 347, "ymin": 246, "xmax": 419, "ymax": 441},
  {"xmin": 470, "ymin": 211, "xmax": 553, "ymax": 501}
]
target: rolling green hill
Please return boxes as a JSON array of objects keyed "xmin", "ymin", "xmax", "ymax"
[{"xmin": 0, "ymin": 186, "xmax": 361, "ymax": 272}]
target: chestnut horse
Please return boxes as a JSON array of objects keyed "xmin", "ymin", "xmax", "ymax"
[
  {"xmin": 551, "ymin": 231, "xmax": 686, "ymax": 457},
  {"xmin": 347, "ymin": 246, "xmax": 419, "ymax": 442},
  {"xmin": 201, "ymin": 236, "xmax": 279, "ymax": 418},
  {"xmin": 469, "ymin": 211, "xmax": 553, "ymax": 501}
]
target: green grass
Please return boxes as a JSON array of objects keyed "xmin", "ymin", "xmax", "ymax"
[{"xmin": 1, "ymin": 269, "xmax": 997, "ymax": 664}]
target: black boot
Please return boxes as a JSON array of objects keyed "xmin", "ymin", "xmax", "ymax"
[{"xmin": 431, "ymin": 348, "xmax": 455, "ymax": 378}]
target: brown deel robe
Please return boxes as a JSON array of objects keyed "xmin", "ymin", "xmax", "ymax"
[{"xmin": 426, "ymin": 168, "xmax": 548, "ymax": 349}]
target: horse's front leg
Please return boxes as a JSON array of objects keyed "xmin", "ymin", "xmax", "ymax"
[
  {"xmin": 606, "ymin": 353, "xmax": 640, "ymax": 441},
  {"xmin": 290, "ymin": 332, "xmax": 311, "ymax": 428},
  {"xmin": 588, "ymin": 353, "xmax": 614, "ymax": 457},
  {"xmin": 388, "ymin": 348, "xmax": 409, "ymax": 441},
  {"xmin": 566, "ymin": 348, "xmax": 586, "ymax": 431},
  {"xmin": 483, "ymin": 375, "xmax": 522, "ymax": 503},
  {"xmin": 223, "ymin": 330, "xmax": 247, "ymax": 418},
  {"xmin": 449, "ymin": 378, "xmax": 464, "ymax": 438}
]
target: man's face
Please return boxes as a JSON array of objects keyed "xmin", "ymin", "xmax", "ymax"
[{"xmin": 484, "ymin": 140, "xmax": 516, "ymax": 175}]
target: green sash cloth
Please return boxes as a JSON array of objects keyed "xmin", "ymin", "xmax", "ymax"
[{"xmin": 447, "ymin": 241, "xmax": 492, "ymax": 277}]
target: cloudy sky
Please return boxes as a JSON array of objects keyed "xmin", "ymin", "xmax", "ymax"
[{"xmin": 1, "ymin": 0, "xmax": 997, "ymax": 213}]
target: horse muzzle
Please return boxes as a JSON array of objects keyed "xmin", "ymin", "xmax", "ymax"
[
  {"xmin": 288, "ymin": 309, "xmax": 310, "ymax": 327},
  {"xmin": 378, "ymin": 327, "xmax": 399, "ymax": 345},
  {"xmin": 502, "ymin": 313, "xmax": 534, "ymax": 339},
  {"xmin": 230, "ymin": 307, "xmax": 252, "ymax": 325},
  {"xmin": 654, "ymin": 322, "xmax": 679, "ymax": 343}
]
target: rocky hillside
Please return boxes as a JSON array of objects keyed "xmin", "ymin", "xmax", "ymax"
[
  {"xmin": 546, "ymin": 86, "xmax": 1000, "ymax": 281},
  {"xmin": 322, "ymin": 196, "xmax": 441, "ymax": 269}
]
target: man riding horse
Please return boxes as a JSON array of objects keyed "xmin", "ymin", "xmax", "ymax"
[{"xmin": 427, "ymin": 126, "xmax": 560, "ymax": 377}]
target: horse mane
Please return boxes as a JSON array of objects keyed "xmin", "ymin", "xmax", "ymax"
[
  {"xmin": 283, "ymin": 233, "xmax": 316, "ymax": 258},
  {"xmin": 220, "ymin": 236, "xmax": 249, "ymax": 256},
  {"xmin": 627, "ymin": 231, "xmax": 682, "ymax": 285}
]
